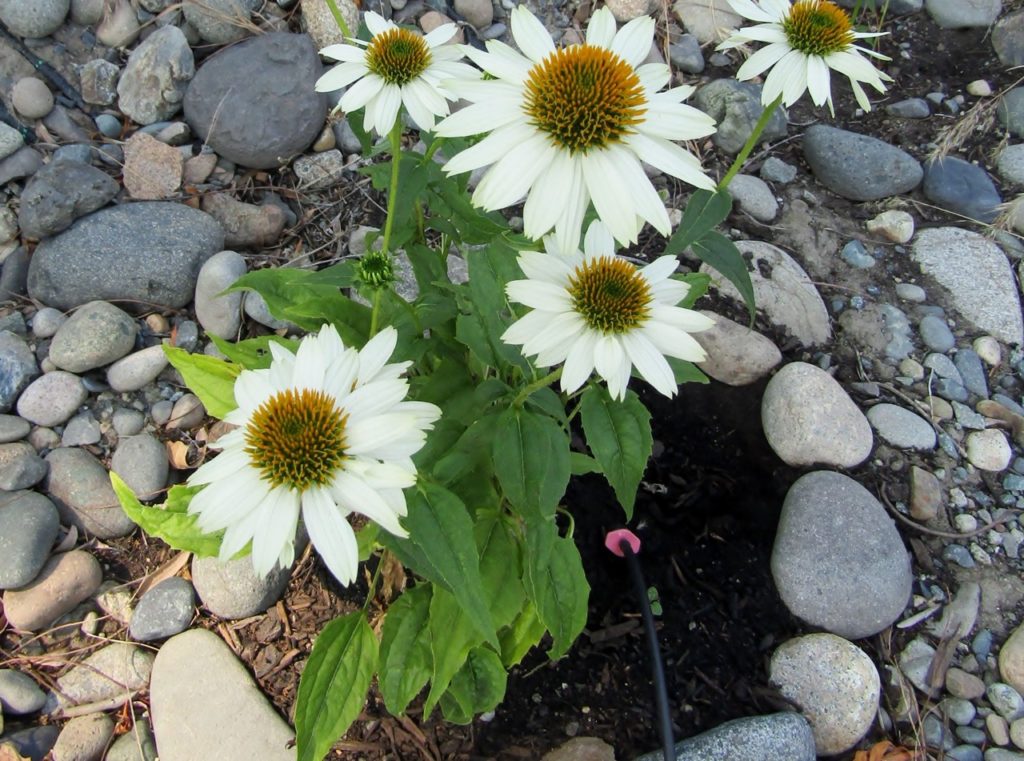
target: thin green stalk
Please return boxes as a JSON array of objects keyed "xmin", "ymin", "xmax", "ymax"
[
  {"xmin": 323, "ymin": 0, "xmax": 353, "ymax": 39},
  {"xmin": 381, "ymin": 120, "xmax": 404, "ymax": 255},
  {"xmin": 513, "ymin": 368, "xmax": 563, "ymax": 407},
  {"xmin": 717, "ymin": 94, "xmax": 784, "ymax": 191},
  {"xmin": 369, "ymin": 289, "xmax": 382, "ymax": 337},
  {"xmin": 362, "ymin": 552, "xmax": 385, "ymax": 612}
]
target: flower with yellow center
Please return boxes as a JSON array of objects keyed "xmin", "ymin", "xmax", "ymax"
[
  {"xmin": 435, "ymin": 5, "xmax": 717, "ymax": 253},
  {"xmin": 186, "ymin": 324, "xmax": 440, "ymax": 586},
  {"xmin": 502, "ymin": 221, "xmax": 715, "ymax": 401},
  {"xmin": 717, "ymin": 0, "xmax": 891, "ymax": 114},
  {"xmin": 315, "ymin": 11, "xmax": 478, "ymax": 135}
]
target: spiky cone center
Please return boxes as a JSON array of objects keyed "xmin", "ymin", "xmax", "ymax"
[
  {"xmin": 524, "ymin": 44, "xmax": 646, "ymax": 154},
  {"xmin": 358, "ymin": 251, "xmax": 395, "ymax": 289},
  {"xmin": 568, "ymin": 257, "xmax": 652, "ymax": 333},
  {"xmin": 782, "ymin": 0, "xmax": 855, "ymax": 56},
  {"xmin": 366, "ymin": 27, "xmax": 431, "ymax": 85},
  {"xmin": 244, "ymin": 388, "xmax": 348, "ymax": 490}
]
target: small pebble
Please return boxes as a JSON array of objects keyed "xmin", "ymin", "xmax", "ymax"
[
  {"xmin": 11, "ymin": 78, "xmax": 54, "ymax": 119},
  {"xmin": 968, "ymin": 79, "xmax": 993, "ymax": 97}
]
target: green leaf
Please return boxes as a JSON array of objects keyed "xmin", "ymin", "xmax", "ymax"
[
  {"xmin": 492, "ymin": 407, "xmax": 570, "ymax": 521},
  {"xmin": 667, "ymin": 357, "xmax": 710, "ymax": 385},
  {"xmin": 439, "ymin": 646, "xmax": 508, "ymax": 724},
  {"xmin": 664, "ymin": 188, "xmax": 733, "ymax": 256},
  {"xmin": 208, "ymin": 334, "xmax": 299, "ymax": 370},
  {"xmin": 162, "ymin": 345, "xmax": 239, "ymax": 419},
  {"xmin": 476, "ymin": 513, "xmax": 525, "ymax": 630},
  {"xmin": 676, "ymin": 272, "xmax": 711, "ymax": 309},
  {"xmin": 691, "ymin": 230, "xmax": 755, "ymax": 322},
  {"xmin": 580, "ymin": 386, "xmax": 652, "ymax": 519},
  {"xmin": 110, "ymin": 474, "xmax": 222, "ymax": 556},
  {"xmin": 294, "ymin": 613, "xmax": 378, "ymax": 761},
  {"xmin": 355, "ymin": 523, "xmax": 379, "ymax": 562},
  {"xmin": 432, "ymin": 416, "xmax": 498, "ymax": 486},
  {"xmin": 498, "ymin": 602, "xmax": 546, "ymax": 667},
  {"xmin": 379, "ymin": 584, "xmax": 433, "ymax": 716},
  {"xmin": 379, "ymin": 482, "xmax": 496, "ymax": 648},
  {"xmin": 570, "ymin": 452, "xmax": 602, "ymax": 476},
  {"xmin": 523, "ymin": 534, "xmax": 589, "ymax": 660},
  {"xmin": 423, "ymin": 585, "xmax": 483, "ymax": 718}
]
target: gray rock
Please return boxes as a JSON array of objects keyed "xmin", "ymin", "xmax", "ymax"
[
  {"xmin": 0, "ymin": 330, "xmax": 40, "ymax": 413},
  {"xmin": 948, "ymin": 746, "xmax": 983, "ymax": 761},
  {"xmin": 60, "ymin": 412, "xmax": 101, "ymax": 447},
  {"xmin": 693, "ymin": 79, "xmax": 788, "ymax": 154},
  {"xmin": 49, "ymin": 301, "xmax": 138, "ymax": 373},
  {"xmin": 129, "ymin": 577, "xmax": 195, "ymax": 641},
  {"xmin": 0, "ymin": 146, "xmax": 43, "ymax": 186},
  {"xmin": 999, "ymin": 88, "xmax": 1024, "ymax": 139},
  {"xmin": 17, "ymin": 160, "xmax": 118, "ymax": 240},
  {"xmin": 106, "ymin": 345, "xmax": 170, "ymax": 393},
  {"xmin": 1, "ymin": 550, "xmax": 102, "ymax": 631},
  {"xmin": 0, "ymin": 245, "xmax": 30, "ymax": 299},
  {"xmin": 52, "ymin": 713, "xmax": 114, "ymax": 761},
  {"xmin": 692, "ymin": 310, "xmax": 781, "ymax": 386},
  {"xmin": 0, "ymin": 491, "xmax": 59, "ymax": 589},
  {"xmin": 924, "ymin": 0, "xmax": 1000, "ymax": 28},
  {"xmin": 769, "ymin": 633, "xmax": 880, "ymax": 755},
  {"xmin": 27, "ymin": 202, "xmax": 225, "ymax": 311},
  {"xmin": 924, "ymin": 352, "xmax": 962, "ymax": 381},
  {"xmin": 0, "ymin": 441, "xmax": 47, "ymax": 490},
  {"xmin": 911, "ymin": 227, "xmax": 1023, "ymax": 345},
  {"xmin": 454, "ymin": 0, "xmax": 493, "ymax": 27},
  {"xmin": 886, "ymin": 98, "xmax": 931, "ymax": 118},
  {"xmin": 30, "ymin": 307, "xmax": 66, "ymax": 338},
  {"xmin": 668, "ymin": 33, "xmax": 704, "ymax": 74},
  {"xmin": 183, "ymin": 32, "xmax": 326, "ymax": 169},
  {"xmin": 772, "ymin": 471, "xmax": 912, "ymax": 638},
  {"xmin": 118, "ymin": 26, "xmax": 195, "ymax": 126},
  {"xmin": 194, "ymin": 250, "xmax": 247, "ymax": 339},
  {"xmin": 182, "ymin": 0, "xmax": 259, "ymax": 43},
  {"xmin": 0, "ymin": 413, "xmax": 30, "ymax": 442},
  {"xmin": 1, "ymin": 725, "xmax": 59, "ymax": 761},
  {"xmin": 920, "ymin": 313, "xmax": 956, "ymax": 352},
  {"xmin": 761, "ymin": 364, "xmax": 873, "ymax": 468},
  {"xmin": 840, "ymin": 240, "xmax": 875, "ymax": 269},
  {"xmin": 760, "ymin": 156, "xmax": 797, "ymax": 184},
  {"xmin": 150, "ymin": 628, "xmax": 295, "ymax": 761},
  {"xmin": 0, "ymin": 668, "xmax": 46, "ymax": 713},
  {"xmin": 112, "ymin": 408, "xmax": 146, "ymax": 436},
  {"xmin": 985, "ymin": 750, "xmax": 1024, "ymax": 761},
  {"xmin": 11, "ymin": 78, "xmax": 53, "ymax": 119},
  {"xmin": 965, "ymin": 429, "xmax": 1012, "ymax": 471},
  {"xmin": 293, "ymin": 149, "xmax": 349, "ymax": 190},
  {"xmin": 52, "ymin": 642, "xmax": 153, "ymax": 711},
  {"xmin": 111, "ymin": 432, "xmax": 168, "ymax": 500},
  {"xmin": 995, "ymin": 10, "xmax": 1024, "ymax": 68},
  {"xmin": 79, "ymin": 59, "xmax": 120, "ymax": 106},
  {"xmin": 200, "ymin": 194, "xmax": 287, "ymax": 249},
  {"xmin": 923, "ymin": 157, "xmax": 1002, "ymax": 224},
  {"xmin": 954, "ymin": 349, "xmax": 989, "ymax": 397},
  {"xmin": 243, "ymin": 290, "xmax": 296, "ymax": 331},
  {"xmin": 105, "ymin": 719, "xmax": 157, "ymax": 761},
  {"xmin": 701, "ymin": 241, "xmax": 831, "ymax": 346},
  {"xmin": 0, "ymin": 0, "xmax": 69, "ymax": 37},
  {"xmin": 989, "ymin": 683, "xmax": 1024, "ymax": 721},
  {"xmin": 0, "ymin": 121, "xmax": 25, "ymax": 160},
  {"xmin": 635, "ymin": 713, "xmax": 815, "ymax": 761},
  {"xmin": 45, "ymin": 447, "xmax": 135, "ymax": 538},
  {"xmin": 15, "ymin": 371, "xmax": 86, "ymax": 427},
  {"xmin": 803, "ymin": 125, "xmax": 923, "ymax": 201},
  {"xmin": 191, "ymin": 553, "xmax": 291, "ymax": 619},
  {"xmin": 728, "ymin": 174, "xmax": 778, "ymax": 222},
  {"xmin": 997, "ymin": 144, "xmax": 1024, "ymax": 186}
]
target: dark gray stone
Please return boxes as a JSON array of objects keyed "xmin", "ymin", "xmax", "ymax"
[
  {"xmin": 999, "ymin": 87, "xmax": 1024, "ymax": 138},
  {"xmin": 920, "ymin": 313, "xmax": 955, "ymax": 352},
  {"xmin": 0, "ymin": 330, "xmax": 39, "ymax": 413},
  {"xmin": 668, "ymin": 33, "xmax": 704, "ymax": 74},
  {"xmin": 117, "ymin": 25, "xmax": 195, "ymax": 125},
  {"xmin": 129, "ymin": 577, "xmax": 195, "ymax": 641},
  {"xmin": 923, "ymin": 157, "xmax": 1002, "ymax": 224},
  {"xmin": 772, "ymin": 471, "xmax": 912, "ymax": 639},
  {"xmin": 935, "ymin": 378, "xmax": 970, "ymax": 403},
  {"xmin": 803, "ymin": 125, "xmax": 923, "ymax": 201},
  {"xmin": 886, "ymin": 98, "xmax": 931, "ymax": 118},
  {"xmin": 0, "ymin": 441, "xmax": 47, "ymax": 490},
  {"xmin": 183, "ymin": 33, "xmax": 326, "ymax": 169},
  {"xmin": 0, "ymin": 245, "xmax": 30, "ymax": 298},
  {"xmin": 954, "ymin": 349, "xmax": 989, "ymax": 397},
  {"xmin": 1, "ymin": 725, "xmax": 59, "ymax": 761},
  {"xmin": 994, "ymin": 10, "xmax": 1024, "ymax": 67},
  {"xmin": 27, "ymin": 202, "xmax": 224, "ymax": 310},
  {"xmin": 635, "ymin": 713, "xmax": 815, "ymax": 761},
  {"xmin": 44, "ymin": 447, "xmax": 135, "ymax": 538},
  {"xmin": 0, "ymin": 668, "xmax": 46, "ymax": 713},
  {"xmin": 0, "ymin": 491, "xmax": 59, "ymax": 589},
  {"xmin": 693, "ymin": 79, "xmax": 788, "ymax": 154},
  {"xmin": 18, "ymin": 159, "xmax": 118, "ymax": 240},
  {"xmin": 0, "ymin": 146, "xmax": 43, "ymax": 186}
]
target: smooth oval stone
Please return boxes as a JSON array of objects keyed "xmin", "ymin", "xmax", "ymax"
[
  {"xmin": 45, "ymin": 447, "xmax": 135, "ymax": 538},
  {"xmin": 15, "ymin": 370, "xmax": 87, "ymax": 427},
  {"xmin": 923, "ymin": 156, "xmax": 1002, "ymax": 224},
  {"xmin": 803, "ymin": 124, "xmax": 923, "ymax": 201},
  {"xmin": 0, "ymin": 668, "xmax": 46, "ymax": 714},
  {"xmin": 2, "ymin": 550, "xmax": 102, "ymax": 631},
  {"xmin": 129, "ymin": 577, "xmax": 195, "ymax": 642},
  {"xmin": 48, "ymin": 300, "xmax": 138, "ymax": 373},
  {"xmin": 0, "ymin": 490, "xmax": 60, "ymax": 589}
]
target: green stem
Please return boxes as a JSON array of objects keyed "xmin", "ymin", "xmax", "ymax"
[
  {"xmin": 512, "ymin": 368, "xmax": 563, "ymax": 407},
  {"xmin": 381, "ymin": 120, "xmax": 403, "ymax": 255},
  {"xmin": 362, "ymin": 551, "xmax": 385, "ymax": 612},
  {"xmin": 717, "ymin": 94, "xmax": 783, "ymax": 192},
  {"xmin": 323, "ymin": 0, "xmax": 353, "ymax": 39},
  {"xmin": 369, "ymin": 289, "xmax": 382, "ymax": 337}
]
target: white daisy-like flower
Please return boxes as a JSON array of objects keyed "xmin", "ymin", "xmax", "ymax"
[
  {"xmin": 186, "ymin": 324, "xmax": 440, "ymax": 586},
  {"xmin": 435, "ymin": 5, "xmax": 717, "ymax": 252},
  {"xmin": 314, "ymin": 11, "xmax": 478, "ymax": 135},
  {"xmin": 717, "ymin": 0, "xmax": 891, "ymax": 114},
  {"xmin": 502, "ymin": 221, "xmax": 715, "ymax": 401}
]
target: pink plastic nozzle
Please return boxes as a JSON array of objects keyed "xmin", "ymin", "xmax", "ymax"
[{"xmin": 605, "ymin": 528, "xmax": 641, "ymax": 557}]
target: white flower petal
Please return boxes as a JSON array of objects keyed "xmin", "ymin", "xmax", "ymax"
[
  {"xmin": 511, "ymin": 6, "xmax": 556, "ymax": 63},
  {"xmin": 639, "ymin": 255, "xmax": 679, "ymax": 284},
  {"xmin": 735, "ymin": 40, "xmax": 791, "ymax": 81},
  {"xmin": 365, "ymin": 11, "xmax": 392, "ymax": 36},
  {"xmin": 586, "ymin": 6, "xmax": 616, "ymax": 48},
  {"xmin": 303, "ymin": 486, "xmax": 359, "ymax": 586},
  {"xmin": 516, "ymin": 250, "xmax": 573, "ymax": 285},
  {"xmin": 424, "ymin": 23, "xmax": 458, "ymax": 47},
  {"xmin": 473, "ymin": 132, "xmax": 556, "ymax": 210},
  {"xmin": 357, "ymin": 327, "xmax": 398, "ymax": 385},
  {"xmin": 340, "ymin": 73, "xmax": 385, "ymax": 112},
  {"xmin": 560, "ymin": 330, "xmax": 599, "ymax": 394},
  {"xmin": 251, "ymin": 487, "xmax": 300, "ymax": 576},
  {"xmin": 583, "ymin": 220, "xmax": 616, "ymax": 257},
  {"xmin": 622, "ymin": 331, "xmax": 677, "ymax": 397},
  {"xmin": 506, "ymin": 279, "xmax": 574, "ymax": 311},
  {"xmin": 330, "ymin": 472, "xmax": 407, "ymax": 537},
  {"xmin": 188, "ymin": 447, "xmax": 251, "ymax": 486},
  {"xmin": 442, "ymin": 123, "xmax": 532, "ymax": 173},
  {"xmin": 627, "ymin": 132, "xmax": 715, "ymax": 190},
  {"xmin": 611, "ymin": 15, "xmax": 655, "ymax": 69},
  {"xmin": 316, "ymin": 60, "xmax": 369, "ymax": 92},
  {"xmin": 318, "ymin": 44, "xmax": 366, "ymax": 63},
  {"xmin": 593, "ymin": 334, "xmax": 627, "ymax": 390}
]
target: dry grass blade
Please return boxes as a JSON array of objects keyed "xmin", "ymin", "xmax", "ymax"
[
  {"xmin": 135, "ymin": 550, "xmax": 192, "ymax": 596},
  {"xmin": 928, "ymin": 73, "xmax": 1024, "ymax": 163}
]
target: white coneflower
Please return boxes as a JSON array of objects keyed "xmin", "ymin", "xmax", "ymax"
[
  {"xmin": 315, "ymin": 11, "xmax": 477, "ymax": 134},
  {"xmin": 435, "ymin": 5, "xmax": 716, "ymax": 252},
  {"xmin": 187, "ymin": 324, "xmax": 440, "ymax": 586},
  {"xmin": 718, "ymin": 0, "xmax": 891, "ymax": 114},
  {"xmin": 502, "ymin": 221, "xmax": 714, "ymax": 400}
]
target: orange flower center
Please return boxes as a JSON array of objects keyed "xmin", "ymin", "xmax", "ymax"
[{"xmin": 783, "ymin": 0, "xmax": 854, "ymax": 56}]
